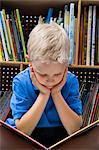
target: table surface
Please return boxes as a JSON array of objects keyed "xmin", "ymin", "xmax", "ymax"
[{"xmin": 0, "ymin": 125, "xmax": 99, "ymax": 150}]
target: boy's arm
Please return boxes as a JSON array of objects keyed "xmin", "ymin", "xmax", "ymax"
[
  {"xmin": 51, "ymin": 70, "xmax": 82, "ymax": 135},
  {"xmin": 16, "ymin": 65, "xmax": 51, "ymax": 136},
  {"xmin": 51, "ymin": 91, "xmax": 82, "ymax": 135},
  {"xmin": 16, "ymin": 93, "xmax": 49, "ymax": 136}
]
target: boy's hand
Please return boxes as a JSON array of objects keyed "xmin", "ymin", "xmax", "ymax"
[
  {"xmin": 51, "ymin": 68, "xmax": 67, "ymax": 95},
  {"xmin": 30, "ymin": 65, "xmax": 50, "ymax": 96}
]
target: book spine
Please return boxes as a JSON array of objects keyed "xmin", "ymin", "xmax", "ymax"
[
  {"xmin": 97, "ymin": 14, "xmax": 99, "ymax": 64},
  {"xmin": 2, "ymin": 9, "xmax": 12, "ymax": 57},
  {"xmin": 46, "ymin": 8, "xmax": 53, "ymax": 23},
  {"xmin": 0, "ymin": 36, "xmax": 3, "ymax": 61},
  {"xmin": 88, "ymin": 83, "xmax": 99, "ymax": 124},
  {"xmin": 69, "ymin": 3, "xmax": 75, "ymax": 64},
  {"xmin": 86, "ymin": 6, "xmax": 92, "ymax": 65},
  {"xmin": 11, "ymin": 12, "xmax": 22, "ymax": 61},
  {"xmin": 91, "ymin": 6, "xmax": 96, "ymax": 66},
  {"xmin": 6, "ymin": 14, "xmax": 16, "ymax": 61},
  {"xmin": 16, "ymin": 9, "xmax": 27, "ymax": 61},
  {"xmin": 0, "ymin": 12, "xmax": 9, "ymax": 61},
  {"xmin": 64, "ymin": 5, "xmax": 68, "ymax": 32},
  {"xmin": 82, "ymin": 7, "xmax": 88, "ymax": 65}
]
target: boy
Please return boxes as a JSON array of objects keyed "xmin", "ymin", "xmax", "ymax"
[{"xmin": 6, "ymin": 22, "xmax": 82, "ymax": 147}]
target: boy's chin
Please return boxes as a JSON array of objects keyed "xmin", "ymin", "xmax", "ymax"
[{"xmin": 47, "ymin": 86, "xmax": 53, "ymax": 89}]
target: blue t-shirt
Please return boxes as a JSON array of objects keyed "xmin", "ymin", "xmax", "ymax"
[{"xmin": 6, "ymin": 67, "xmax": 82, "ymax": 128}]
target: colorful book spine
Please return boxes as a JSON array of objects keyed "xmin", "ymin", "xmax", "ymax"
[
  {"xmin": 82, "ymin": 7, "xmax": 88, "ymax": 65},
  {"xmin": 1, "ymin": 9, "xmax": 12, "ymax": 57},
  {"xmin": 6, "ymin": 14, "xmax": 16, "ymax": 61},
  {"xmin": 69, "ymin": 3, "xmax": 75, "ymax": 64},
  {"xmin": 0, "ymin": 12, "xmax": 9, "ymax": 61},
  {"xmin": 46, "ymin": 8, "xmax": 53, "ymax": 24},
  {"xmin": 57, "ymin": 10, "xmax": 63, "ymax": 25},
  {"xmin": 64, "ymin": 5, "xmax": 69, "ymax": 35},
  {"xmin": 88, "ymin": 83, "xmax": 99, "ymax": 124},
  {"xmin": 11, "ymin": 12, "xmax": 22, "ymax": 61},
  {"xmin": 91, "ymin": 6, "xmax": 96, "ymax": 66},
  {"xmin": 16, "ymin": 9, "xmax": 27, "ymax": 61},
  {"xmin": 0, "ymin": 36, "xmax": 3, "ymax": 61},
  {"xmin": 86, "ymin": 6, "xmax": 92, "ymax": 65},
  {"xmin": 97, "ymin": 15, "xmax": 99, "ymax": 64}
]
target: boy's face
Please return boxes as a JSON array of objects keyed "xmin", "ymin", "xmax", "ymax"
[{"xmin": 31, "ymin": 61, "xmax": 68, "ymax": 89}]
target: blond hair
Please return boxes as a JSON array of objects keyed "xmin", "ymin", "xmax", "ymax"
[{"xmin": 27, "ymin": 22, "xmax": 70, "ymax": 63}]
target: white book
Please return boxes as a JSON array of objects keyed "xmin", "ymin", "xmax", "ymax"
[
  {"xmin": 86, "ymin": 6, "xmax": 92, "ymax": 65},
  {"xmin": 69, "ymin": 3, "xmax": 75, "ymax": 64},
  {"xmin": 0, "ymin": 12, "xmax": 9, "ymax": 61},
  {"xmin": 91, "ymin": 6, "xmax": 96, "ymax": 66},
  {"xmin": 64, "ymin": 5, "xmax": 69, "ymax": 35}
]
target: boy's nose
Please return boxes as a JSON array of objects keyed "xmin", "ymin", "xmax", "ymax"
[{"xmin": 46, "ymin": 77, "xmax": 54, "ymax": 82}]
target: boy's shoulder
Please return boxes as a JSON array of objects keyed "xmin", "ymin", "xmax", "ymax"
[
  {"xmin": 65, "ymin": 71, "xmax": 79, "ymax": 86},
  {"xmin": 67, "ymin": 71, "xmax": 77, "ymax": 80},
  {"xmin": 13, "ymin": 67, "xmax": 30, "ymax": 82}
]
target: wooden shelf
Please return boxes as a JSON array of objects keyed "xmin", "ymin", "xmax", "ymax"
[
  {"xmin": 1, "ymin": 61, "xmax": 99, "ymax": 69},
  {"xmin": 81, "ymin": 0, "xmax": 99, "ymax": 5}
]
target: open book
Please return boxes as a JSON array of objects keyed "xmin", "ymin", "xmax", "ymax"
[{"xmin": 0, "ymin": 119, "xmax": 98, "ymax": 150}]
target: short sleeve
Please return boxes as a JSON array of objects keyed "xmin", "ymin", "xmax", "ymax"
[
  {"xmin": 10, "ymin": 76, "xmax": 33, "ymax": 120},
  {"xmin": 66, "ymin": 76, "xmax": 82, "ymax": 115}
]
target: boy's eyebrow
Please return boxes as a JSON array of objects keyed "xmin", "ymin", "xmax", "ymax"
[{"xmin": 36, "ymin": 70, "xmax": 62, "ymax": 75}]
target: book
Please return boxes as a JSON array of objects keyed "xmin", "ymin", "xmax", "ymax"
[
  {"xmin": 0, "ymin": 91, "xmax": 12, "ymax": 121},
  {"xmin": 0, "ymin": 36, "xmax": 3, "ymax": 61},
  {"xmin": 86, "ymin": 6, "xmax": 92, "ymax": 65},
  {"xmin": 0, "ymin": 11, "xmax": 9, "ymax": 61},
  {"xmin": 69, "ymin": 3, "xmax": 75, "ymax": 64},
  {"xmin": 11, "ymin": 11, "xmax": 22, "ymax": 61},
  {"xmin": 46, "ymin": 8, "xmax": 53, "ymax": 24},
  {"xmin": 0, "ymin": 119, "xmax": 98, "ymax": 150},
  {"xmin": 6, "ymin": 14, "xmax": 16, "ymax": 61},
  {"xmin": 1, "ymin": 9, "xmax": 12, "ymax": 59},
  {"xmin": 91, "ymin": 6, "xmax": 96, "ymax": 66},
  {"xmin": 15, "ymin": 9, "xmax": 27, "ymax": 62}
]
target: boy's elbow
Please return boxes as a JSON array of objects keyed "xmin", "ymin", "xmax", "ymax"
[
  {"xmin": 68, "ymin": 116, "xmax": 83, "ymax": 135},
  {"xmin": 15, "ymin": 119, "xmax": 31, "ymax": 136}
]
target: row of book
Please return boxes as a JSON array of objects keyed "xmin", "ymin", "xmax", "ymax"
[
  {"xmin": 80, "ymin": 82, "xmax": 99, "ymax": 127},
  {"xmin": 0, "ymin": 4, "xmax": 99, "ymax": 65},
  {"xmin": 79, "ymin": 6, "xmax": 99, "ymax": 66},
  {"xmin": 0, "ymin": 3, "xmax": 77, "ymax": 64},
  {"xmin": 0, "ymin": 9, "xmax": 27, "ymax": 62}
]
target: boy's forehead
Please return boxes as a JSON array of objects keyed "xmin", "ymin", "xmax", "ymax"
[{"xmin": 32, "ymin": 61, "xmax": 67, "ymax": 73}]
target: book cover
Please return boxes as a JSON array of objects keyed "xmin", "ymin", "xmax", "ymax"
[{"xmin": 0, "ymin": 119, "xmax": 98, "ymax": 150}]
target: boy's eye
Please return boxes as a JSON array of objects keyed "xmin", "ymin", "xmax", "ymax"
[
  {"xmin": 40, "ymin": 74, "xmax": 47, "ymax": 77},
  {"xmin": 54, "ymin": 73, "xmax": 62, "ymax": 76}
]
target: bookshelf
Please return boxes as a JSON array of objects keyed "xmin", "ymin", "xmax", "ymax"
[
  {"xmin": 0, "ymin": 0, "xmax": 99, "ymax": 67},
  {"xmin": 0, "ymin": 0, "xmax": 99, "ymax": 132}
]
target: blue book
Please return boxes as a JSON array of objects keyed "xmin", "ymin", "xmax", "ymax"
[
  {"xmin": 11, "ymin": 12, "xmax": 22, "ymax": 61},
  {"xmin": 46, "ymin": 8, "xmax": 53, "ymax": 23}
]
